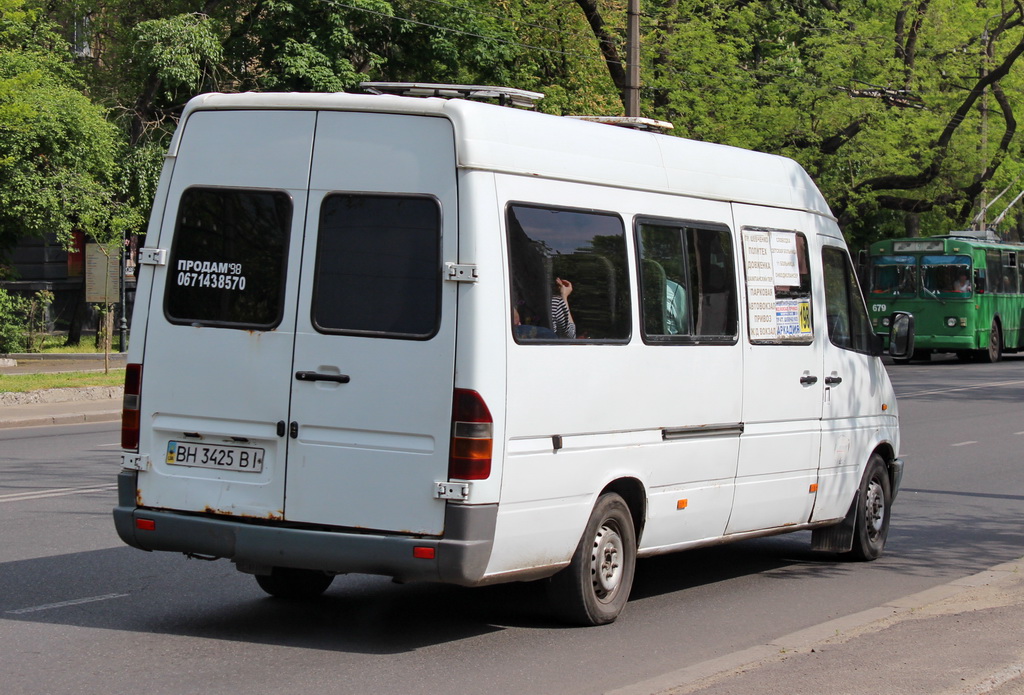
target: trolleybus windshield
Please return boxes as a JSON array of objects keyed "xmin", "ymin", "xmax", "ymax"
[
  {"xmin": 870, "ymin": 255, "xmax": 917, "ymax": 296},
  {"xmin": 921, "ymin": 254, "xmax": 972, "ymax": 297}
]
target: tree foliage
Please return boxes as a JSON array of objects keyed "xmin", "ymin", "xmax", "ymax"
[
  {"xmin": 4, "ymin": 0, "xmax": 1024, "ymax": 256},
  {"xmin": 0, "ymin": 0, "xmax": 134, "ymax": 261},
  {"xmin": 585, "ymin": 0, "xmax": 1024, "ymax": 246}
]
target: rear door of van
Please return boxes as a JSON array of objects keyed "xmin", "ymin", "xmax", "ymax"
[{"xmin": 137, "ymin": 108, "xmax": 457, "ymax": 536}]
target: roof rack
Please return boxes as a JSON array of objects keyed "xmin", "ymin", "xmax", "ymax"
[
  {"xmin": 566, "ymin": 115, "xmax": 674, "ymax": 132},
  {"xmin": 360, "ymin": 82, "xmax": 544, "ymax": 108}
]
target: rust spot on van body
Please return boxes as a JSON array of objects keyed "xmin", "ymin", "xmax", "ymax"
[{"xmin": 203, "ymin": 505, "xmax": 283, "ymax": 521}]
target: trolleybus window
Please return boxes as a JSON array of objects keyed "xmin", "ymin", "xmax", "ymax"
[
  {"xmin": 869, "ymin": 255, "xmax": 917, "ymax": 296},
  {"xmin": 921, "ymin": 255, "xmax": 972, "ymax": 297}
]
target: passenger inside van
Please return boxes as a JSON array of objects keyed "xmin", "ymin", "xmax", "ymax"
[
  {"xmin": 513, "ymin": 305, "xmax": 556, "ymax": 339},
  {"xmin": 550, "ymin": 277, "xmax": 576, "ymax": 338}
]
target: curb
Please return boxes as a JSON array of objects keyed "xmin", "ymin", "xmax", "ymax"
[
  {"xmin": 0, "ymin": 409, "xmax": 121, "ymax": 429},
  {"xmin": 0, "ymin": 386, "xmax": 123, "ymax": 429}
]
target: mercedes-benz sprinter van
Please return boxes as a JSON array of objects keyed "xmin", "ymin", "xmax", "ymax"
[{"xmin": 114, "ymin": 85, "xmax": 912, "ymax": 625}]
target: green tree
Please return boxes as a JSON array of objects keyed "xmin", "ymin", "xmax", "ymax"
[
  {"xmin": 0, "ymin": 0, "xmax": 132, "ymax": 260},
  {"xmin": 575, "ymin": 0, "xmax": 1024, "ymax": 246}
]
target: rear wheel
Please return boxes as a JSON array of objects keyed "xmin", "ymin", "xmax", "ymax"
[
  {"xmin": 255, "ymin": 567, "xmax": 334, "ymax": 599},
  {"xmin": 548, "ymin": 492, "xmax": 636, "ymax": 626},
  {"xmin": 843, "ymin": 455, "xmax": 891, "ymax": 561}
]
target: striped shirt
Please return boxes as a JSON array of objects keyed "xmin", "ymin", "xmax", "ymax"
[{"xmin": 550, "ymin": 296, "xmax": 576, "ymax": 338}]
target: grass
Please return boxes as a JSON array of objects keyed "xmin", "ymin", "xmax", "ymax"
[
  {"xmin": 26, "ymin": 334, "xmax": 124, "ymax": 354},
  {"xmin": 0, "ymin": 370, "xmax": 125, "ymax": 393}
]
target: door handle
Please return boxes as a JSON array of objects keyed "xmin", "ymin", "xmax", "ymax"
[
  {"xmin": 825, "ymin": 375, "xmax": 843, "ymax": 386},
  {"xmin": 295, "ymin": 371, "xmax": 350, "ymax": 384},
  {"xmin": 800, "ymin": 374, "xmax": 819, "ymax": 385}
]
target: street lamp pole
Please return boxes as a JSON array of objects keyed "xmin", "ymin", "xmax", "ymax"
[{"xmin": 626, "ymin": 0, "xmax": 640, "ymax": 117}]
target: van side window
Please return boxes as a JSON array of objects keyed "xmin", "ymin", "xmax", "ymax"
[
  {"xmin": 165, "ymin": 187, "xmax": 292, "ymax": 329},
  {"xmin": 508, "ymin": 204, "xmax": 630, "ymax": 342},
  {"xmin": 312, "ymin": 194, "xmax": 440, "ymax": 339},
  {"xmin": 822, "ymin": 246, "xmax": 875, "ymax": 353},
  {"xmin": 741, "ymin": 228, "xmax": 813, "ymax": 344},
  {"xmin": 636, "ymin": 220, "xmax": 738, "ymax": 343}
]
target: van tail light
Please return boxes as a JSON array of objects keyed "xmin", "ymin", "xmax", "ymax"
[
  {"xmin": 121, "ymin": 363, "xmax": 142, "ymax": 451},
  {"xmin": 448, "ymin": 389, "xmax": 493, "ymax": 481}
]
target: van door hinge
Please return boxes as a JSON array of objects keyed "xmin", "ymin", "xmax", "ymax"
[
  {"xmin": 121, "ymin": 453, "xmax": 151, "ymax": 471},
  {"xmin": 445, "ymin": 263, "xmax": 478, "ymax": 282},
  {"xmin": 434, "ymin": 482, "xmax": 470, "ymax": 500},
  {"xmin": 139, "ymin": 248, "xmax": 168, "ymax": 266}
]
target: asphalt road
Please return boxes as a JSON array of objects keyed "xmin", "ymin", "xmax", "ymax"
[{"xmin": 1, "ymin": 355, "xmax": 1023, "ymax": 695}]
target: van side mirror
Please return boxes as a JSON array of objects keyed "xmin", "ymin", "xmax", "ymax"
[{"xmin": 888, "ymin": 311, "xmax": 915, "ymax": 359}]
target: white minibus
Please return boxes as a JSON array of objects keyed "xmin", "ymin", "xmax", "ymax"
[{"xmin": 114, "ymin": 84, "xmax": 913, "ymax": 625}]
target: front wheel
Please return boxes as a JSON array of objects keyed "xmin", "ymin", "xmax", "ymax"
[
  {"xmin": 979, "ymin": 321, "xmax": 1003, "ymax": 363},
  {"xmin": 255, "ymin": 567, "xmax": 334, "ymax": 599},
  {"xmin": 843, "ymin": 455, "xmax": 892, "ymax": 561},
  {"xmin": 548, "ymin": 492, "xmax": 637, "ymax": 626}
]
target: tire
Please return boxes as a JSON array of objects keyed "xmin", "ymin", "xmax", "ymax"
[
  {"xmin": 255, "ymin": 567, "xmax": 334, "ymax": 599},
  {"xmin": 548, "ymin": 492, "xmax": 637, "ymax": 626},
  {"xmin": 979, "ymin": 321, "xmax": 1003, "ymax": 363},
  {"xmin": 843, "ymin": 455, "xmax": 892, "ymax": 561}
]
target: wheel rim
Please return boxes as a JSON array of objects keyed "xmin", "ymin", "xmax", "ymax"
[
  {"xmin": 864, "ymin": 477, "xmax": 886, "ymax": 542},
  {"xmin": 990, "ymin": 325, "xmax": 1001, "ymax": 361},
  {"xmin": 590, "ymin": 521, "xmax": 624, "ymax": 602}
]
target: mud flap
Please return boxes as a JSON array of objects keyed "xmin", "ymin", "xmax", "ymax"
[{"xmin": 811, "ymin": 491, "xmax": 859, "ymax": 553}]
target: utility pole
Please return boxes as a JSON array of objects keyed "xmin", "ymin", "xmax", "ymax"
[{"xmin": 626, "ymin": 0, "xmax": 640, "ymax": 117}]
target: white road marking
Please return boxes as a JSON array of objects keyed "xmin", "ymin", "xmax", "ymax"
[
  {"xmin": 0, "ymin": 484, "xmax": 118, "ymax": 503},
  {"xmin": 900, "ymin": 379, "xmax": 1024, "ymax": 398},
  {"xmin": 7, "ymin": 593, "xmax": 129, "ymax": 615}
]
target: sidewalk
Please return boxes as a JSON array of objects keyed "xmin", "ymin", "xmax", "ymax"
[
  {"xmin": 0, "ymin": 396, "xmax": 121, "ymax": 428},
  {"xmin": 0, "ymin": 353, "xmax": 123, "ymax": 428},
  {"xmin": 2, "ymin": 356, "xmax": 1022, "ymax": 694},
  {"xmin": 611, "ymin": 557, "xmax": 1024, "ymax": 695}
]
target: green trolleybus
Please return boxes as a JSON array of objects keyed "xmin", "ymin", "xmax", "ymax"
[{"xmin": 866, "ymin": 231, "xmax": 1024, "ymax": 362}]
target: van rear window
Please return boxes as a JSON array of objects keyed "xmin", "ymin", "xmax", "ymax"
[
  {"xmin": 311, "ymin": 194, "xmax": 441, "ymax": 339},
  {"xmin": 165, "ymin": 187, "xmax": 292, "ymax": 329}
]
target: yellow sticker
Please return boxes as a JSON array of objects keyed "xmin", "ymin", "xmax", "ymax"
[{"xmin": 799, "ymin": 301, "xmax": 812, "ymax": 333}]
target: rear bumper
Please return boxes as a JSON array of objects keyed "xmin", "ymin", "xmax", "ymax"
[{"xmin": 112, "ymin": 471, "xmax": 496, "ymax": 586}]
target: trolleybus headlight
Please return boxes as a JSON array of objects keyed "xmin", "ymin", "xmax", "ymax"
[
  {"xmin": 881, "ymin": 317, "xmax": 891, "ymax": 327},
  {"xmin": 946, "ymin": 316, "xmax": 958, "ymax": 328}
]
